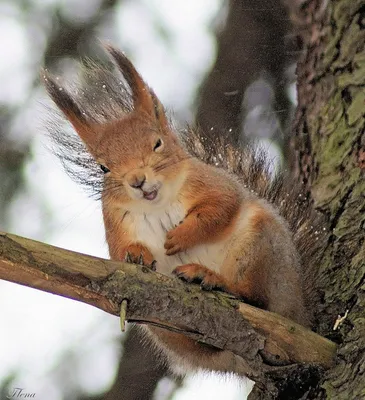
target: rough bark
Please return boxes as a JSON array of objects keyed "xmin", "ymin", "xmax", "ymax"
[
  {"xmin": 256, "ymin": 0, "xmax": 365, "ymax": 399},
  {"xmin": 0, "ymin": 231, "xmax": 336, "ymax": 397}
]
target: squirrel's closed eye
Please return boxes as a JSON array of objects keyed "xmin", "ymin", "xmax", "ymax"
[
  {"xmin": 153, "ymin": 138, "xmax": 164, "ymax": 152},
  {"xmin": 100, "ymin": 164, "xmax": 110, "ymax": 174}
]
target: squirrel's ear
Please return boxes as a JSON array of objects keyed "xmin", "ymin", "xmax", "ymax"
[
  {"xmin": 104, "ymin": 45, "xmax": 169, "ymax": 131},
  {"xmin": 41, "ymin": 70, "xmax": 97, "ymax": 146}
]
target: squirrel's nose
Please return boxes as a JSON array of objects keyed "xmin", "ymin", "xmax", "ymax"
[{"xmin": 129, "ymin": 175, "xmax": 146, "ymax": 189}]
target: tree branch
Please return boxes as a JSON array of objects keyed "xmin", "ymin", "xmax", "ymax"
[{"xmin": 0, "ymin": 231, "xmax": 336, "ymax": 390}]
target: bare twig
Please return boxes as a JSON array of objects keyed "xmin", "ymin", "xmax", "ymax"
[
  {"xmin": 120, "ymin": 299, "xmax": 128, "ymax": 332},
  {"xmin": 333, "ymin": 310, "xmax": 349, "ymax": 331}
]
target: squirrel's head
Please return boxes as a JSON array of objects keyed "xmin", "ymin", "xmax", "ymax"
[{"xmin": 43, "ymin": 45, "xmax": 189, "ymax": 211}]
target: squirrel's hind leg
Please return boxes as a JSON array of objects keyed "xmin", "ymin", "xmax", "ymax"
[{"xmin": 172, "ymin": 262, "xmax": 269, "ymax": 308}]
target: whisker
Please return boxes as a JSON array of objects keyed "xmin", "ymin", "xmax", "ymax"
[
  {"xmin": 102, "ymin": 178, "xmax": 125, "ymax": 196},
  {"xmin": 153, "ymin": 156, "xmax": 189, "ymax": 173}
]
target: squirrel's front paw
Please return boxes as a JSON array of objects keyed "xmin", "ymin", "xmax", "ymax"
[
  {"xmin": 164, "ymin": 225, "xmax": 190, "ymax": 255},
  {"xmin": 122, "ymin": 244, "xmax": 156, "ymax": 271}
]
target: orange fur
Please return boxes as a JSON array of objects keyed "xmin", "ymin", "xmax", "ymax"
[{"xmin": 44, "ymin": 44, "xmax": 311, "ymax": 377}]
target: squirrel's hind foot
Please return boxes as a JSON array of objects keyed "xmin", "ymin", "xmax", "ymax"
[{"xmin": 173, "ymin": 263, "xmax": 227, "ymax": 292}]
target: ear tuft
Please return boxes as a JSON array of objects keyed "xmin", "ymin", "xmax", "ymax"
[
  {"xmin": 41, "ymin": 69, "xmax": 96, "ymax": 145},
  {"xmin": 104, "ymin": 44, "xmax": 169, "ymax": 132},
  {"xmin": 104, "ymin": 45, "xmax": 152, "ymax": 111},
  {"xmin": 41, "ymin": 69, "xmax": 88, "ymax": 125}
]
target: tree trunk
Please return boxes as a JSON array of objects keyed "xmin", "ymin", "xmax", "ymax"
[{"xmin": 263, "ymin": 0, "xmax": 365, "ymax": 399}]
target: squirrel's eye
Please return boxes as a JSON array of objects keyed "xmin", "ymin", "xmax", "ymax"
[
  {"xmin": 153, "ymin": 138, "xmax": 163, "ymax": 152},
  {"xmin": 100, "ymin": 164, "xmax": 110, "ymax": 174}
]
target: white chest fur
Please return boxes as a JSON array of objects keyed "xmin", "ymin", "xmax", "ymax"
[{"xmin": 125, "ymin": 201, "xmax": 226, "ymax": 275}]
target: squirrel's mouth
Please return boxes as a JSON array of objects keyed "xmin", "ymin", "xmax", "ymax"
[{"xmin": 143, "ymin": 189, "xmax": 158, "ymax": 201}]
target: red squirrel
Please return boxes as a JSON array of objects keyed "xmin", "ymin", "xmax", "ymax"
[{"xmin": 43, "ymin": 44, "xmax": 321, "ymax": 376}]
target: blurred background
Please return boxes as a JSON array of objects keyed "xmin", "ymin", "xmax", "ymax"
[{"xmin": 0, "ymin": 0, "xmax": 300, "ymax": 399}]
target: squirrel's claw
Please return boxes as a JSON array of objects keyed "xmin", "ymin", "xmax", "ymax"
[
  {"xmin": 138, "ymin": 254, "xmax": 144, "ymax": 265},
  {"xmin": 124, "ymin": 252, "xmax": 133, "ymax": 264},
  {"xmin": 150, "ymin": 260, "xmax": 157, "ymax": 271}
]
